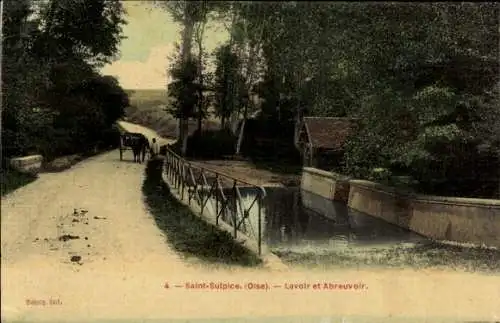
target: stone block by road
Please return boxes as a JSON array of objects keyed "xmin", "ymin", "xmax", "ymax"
[{"xmin": 9, "ymin": 155, "xmax": 43, "ymax": 175}]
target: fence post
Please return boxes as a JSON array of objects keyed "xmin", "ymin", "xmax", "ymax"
[
  {"xmin": 164, "ymin": 154, "xmax": 167, "ymax": 177},
  {"xmin": 168, "ymin": 155, "xmax": 172, "ymax": 179},
  {"xmin": 178, "ymin": 161, "xmax": 182, "ymax": 196},
  {"xmin": 170, "ymin": 157, "xmax": 173, "ymax": 185},
  {"xmin": 232, "ymin": 181, "xmax": 237, "ymax": 238},
  {"xmin": 167, "ymin": 157, "xmax": 170, "ymax": 177},
  {"xmin": 170, "ymin": 156, "xmax": 174, "ymax": 181},
  {"xmin": 162, "ymin": 155, "xmax": 167, "ymax": 181},
  {"xmin": 215, "ymin": 174, "xmax": 219, "ymax": 225},
  {"xmin": 180, "ymin": 164, "xmax": 185, "ymax": 200},
  {"xmin": 200, "ymin": 185, "xmax": 205, "ymax": 216},
  {"xmin": 173, "ymin": 159, "xmax": 177, "ymax": 187},
  {"xmin": 188, "ymin": 166, "xmax": 194, "ymax": 206},
  {"xmin": 258, "ymin": 191, "xmax": 262, "ymax": 256}
]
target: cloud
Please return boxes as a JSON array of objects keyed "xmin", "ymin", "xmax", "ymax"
[
  {"xmin": 101, "ymin": 44, "xmax": 175, "ymax": 90},
  {"xmin": 99, "ymin": 1, "xmax": 230, "ymax": 90}
]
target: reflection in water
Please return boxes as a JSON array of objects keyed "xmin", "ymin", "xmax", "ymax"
[
  {"xmin": 199, "ymin": 186, "xmax": 500, "ymax": 271},
  {"xmin": 203, "ymin": 186, "xmax": 428, "ymax": 252}
]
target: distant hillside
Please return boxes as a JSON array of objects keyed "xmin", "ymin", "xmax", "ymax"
[
  {"xmin": 126, "ymin": 89, "xmax": 168, "ymax": 105},
  {"xmin": 125, "ymin": 89, "xmax": 171, "ymax": 122},
  {"xmin": 124, "ymin": 88, "xmax": 220, "ymax": 139}
]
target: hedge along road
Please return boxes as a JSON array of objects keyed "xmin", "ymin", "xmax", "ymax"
[{"xmin": 2, "ymin": 121, "xmax": 500, "ymax": 322}]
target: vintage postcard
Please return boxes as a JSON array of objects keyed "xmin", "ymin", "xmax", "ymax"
[{"xmin": 2, "ymin": 1, "xmax": 500, "ymax": 322}]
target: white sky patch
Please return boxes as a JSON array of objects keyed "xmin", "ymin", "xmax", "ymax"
[
  {"xmin": 99, "ymin": 1, "xmax": 229, "ymax": 90},
  {"xmin": 101, "ymin": 44, "xmax": 175, "ymax": 90}
]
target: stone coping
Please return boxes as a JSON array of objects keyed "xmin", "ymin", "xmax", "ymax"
[
  {"xmin": 9, "ymin": 155, "xmax": 43, "ymax": 162},
  {"xmin": 349, "ymin": 179, "xmax": 500, "ymax": 208},
  {"xmin": 302, "ymin": 168, "xmax": 499, "ymax": 207},
  {"xmin": 302, "ymin": 167, "xmax": 351, "ymax": 181},
  {"xmin": 9, "ymin": 155, "xmax": 44, "ymax": 174}
]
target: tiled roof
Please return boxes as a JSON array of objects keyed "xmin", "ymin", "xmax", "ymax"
[{"xmin": 302, "ymin": 117, "xmax": 358, "ymax": 150}]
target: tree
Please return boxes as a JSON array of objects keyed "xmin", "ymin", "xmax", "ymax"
[
  {"xmin": 228, "ymin": 2, "xmax": 269, "ymax": 154},
  {"xmin": 330, "ymin": 2, "xmax": 500, "ymax": 197},
  {"xmin": 2, "ymin": 0, "xmax": 51, "ymax": 157},
  {"xmin": 155, "ymin": 1, "xmax": 204, "ymax": 155},
  {"xmin": 212, "ymin": 2, "xmax": 499, "ymax": 197},
  {"xmin": 167, "ymin": 52, "xmax": 200, "ymax": 126},
  {"xmin": 211, "ymin": 44, "xmax": 245, "ymax": 130},
  {"xmin": 2, "ymin": 0, "xmax": 128, "ymax": 161},
  {"xmin": 193, "ymin": 1, "xmax": 210, "ymax": 135},
  {"xmin": 33, "ymin": 0, "xmax": 126, "ymax": 68},
  {"xmin": 75, "ymin": 74, "xmax": 129, "ymax": 126}
]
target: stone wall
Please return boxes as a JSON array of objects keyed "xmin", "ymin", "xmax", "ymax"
[
  {"xmin": 348, "ymin": 179, "xmax": 500, "ymax": 248},
  {"xmin": 409, "ymin": 194, "xmax": 500, "ymax": 248},
  {"xmin": 348, "ymin": 180, "xmax": 412, "ymax": 228},
  {"xmin": 300, "ymin": 167, "xmax": 351, "ymax": 203},
  {"xmin": 301, "ymin": 167, "xmax": 500, "ymax": 249}
]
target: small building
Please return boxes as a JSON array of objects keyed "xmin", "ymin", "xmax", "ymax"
[{"xmin": 296, "ymin": 117, "xmax": 359, "ymax": 169}]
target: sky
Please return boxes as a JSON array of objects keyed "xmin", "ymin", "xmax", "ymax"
[{"xmin": 100, "ymin": 1, "xmax": 229, "ymax": 90}]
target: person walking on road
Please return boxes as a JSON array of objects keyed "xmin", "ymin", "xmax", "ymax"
[{"xmin": 150, "ymin": 138, "xmax": 160, "ymax": 159}]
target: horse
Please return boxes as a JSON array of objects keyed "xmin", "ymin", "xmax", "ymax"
[{"xmin": 129, "ymin": 133, "xmax": 149, "ymax": 163}]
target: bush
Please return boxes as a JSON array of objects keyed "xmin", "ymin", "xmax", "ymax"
[
  {"xmin": 369, "ymin": 167, "xmax": 392, "ymax": 183},
  {"xmin": 1, "ymin": 167, "xmax": 37, "ymax": 196},
  {"xmin": 185, "ymin": 129, "xmax": 237, "ymax": 159},
  {"xmin": 99, "ymin": 126, "xmax": 122, "ymax": 149}
]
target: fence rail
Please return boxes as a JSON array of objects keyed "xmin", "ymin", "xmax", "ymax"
[{"xmin": 162, "ymin": 147, "xmax": 267, "ymax": 255}]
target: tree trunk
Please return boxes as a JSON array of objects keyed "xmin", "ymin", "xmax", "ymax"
[
  {"xmin": 196, "ymin": 43, "xmax": 203, "ymax": 135},
  {"xmin": 196, "ymin": 51, "xmax": 203, "ymax": 135},
  {"xmin": 0, "ymin": 0, "xmax": 3, "ymax": 130},
  {"xmin": 221, "ymin": 115, "xmax": 226, "ymax": 130},
  {"xmin": 293, "ymin": 46, "xmax": 306, "ymax": 147},
  {"xmin": 236, "ymin": 10, "xmax": 265, "ymax": 155},
  {"xmin": 235, "ymin": 118, "xmax": 245, "ymax": 155},
  {"xmin": 179, "ymin": 13, "xmax": 194, "ymax": 156},
  {"xmin": 195, "ymin": 5, "xmax": 207, "ymax": 135},
  {"xmin": 225, "ymin": 4, "xmax": 237, "ymax": 133}
]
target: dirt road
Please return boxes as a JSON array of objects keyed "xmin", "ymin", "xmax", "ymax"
[
  {"xmin": 2, "ymin": 122, "xmax": 500, "ymax": 322},
  {"xmin": 116, "ymin": 120, "xmax": 173, "ymax": 147}
]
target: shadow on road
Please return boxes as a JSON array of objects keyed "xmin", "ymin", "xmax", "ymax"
[{"xmin": 141, "ymin": 159, "xmax": 262, "ymax": 268}]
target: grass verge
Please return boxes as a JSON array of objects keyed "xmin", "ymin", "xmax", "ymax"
[
  {"xmin": 42, "ymin": 146, "xmax": 118, "ymax": 173},
  {"xmin": 1, "ymin": 168, "xmax": 37, "ymax": 197},
  {"xmin": 273, "ymin": 241, "xmax": 500, "ymax": 273},
  {"xmin": 249, "ymin": 157, "xmax": 302, "ymax": 176},
  {"xmin": 142, "ymin": 158, "xmax": 262, "ymax": 268}
]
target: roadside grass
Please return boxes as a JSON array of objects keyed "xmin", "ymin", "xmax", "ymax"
[
  {"xmin": 247, "ymin": 157, "xmax": 302, "ymax": 186},
  {"xmin": 41, "ymin": 146, "xmax": 118, "ymax": 173},
  {"xmin": 141, "ymin": 158, "xmax": 262, "ymax": 268},
  {"xmin": 1, "ymin": 168, "xmax": 37, "ymax": 197},
  {"xmin": 273, "ymin": 241, "xmax": 500, "ymax": 273},
  {"xmin": 1, "ymin": 147, "xmax": 119, "ymax": 197},
  {"xmin": 249, "ymin": 157, "xmax": 302, "ymax": 176}
]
